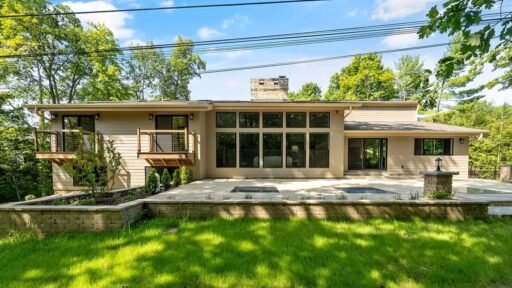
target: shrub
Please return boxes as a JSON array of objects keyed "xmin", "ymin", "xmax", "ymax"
[
  {"xmin": 426, "ymin": 191, "xmax": 452, "ymax": 200},
  {"xmin": 161, "ymin": 168, "xmax": 171, "ymax": 190},
  {"xmin": 145, "ymin": 169, "xmax": 159, "ymax": 194},
  {"xmin": 180, "ymin": 166, "xmax": 193, "ymax": 184},
  {"xmin": 77, "ymin": 198, "xmax": 96, "ymax": 205},
  {"xmin": 172, "ymin": 169, "xmax": 181, "ymax": 187},
  {"xmin": 24, "ymin": 194, "xmax": 36, "ymax": 201}
]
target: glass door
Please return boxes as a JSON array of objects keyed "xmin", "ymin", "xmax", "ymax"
[
  {"xmin": 155, "ymin": 115, "xmax": 188, "ymax": 152},
  {"xmin": 348, "ymin": 138, "xmax": 387, "ymax": 170}
]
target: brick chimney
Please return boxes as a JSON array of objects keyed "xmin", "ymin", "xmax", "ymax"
[{"xmin": 250, "ymin": 76, "xmax": 289, "ymax": 101}]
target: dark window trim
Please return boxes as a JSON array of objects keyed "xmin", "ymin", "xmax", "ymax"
[
  {"xmin": 216, "ymin": 132, "xmax": 237, "ymax": 168},
  {"xmin": 62, "ymin": 115, "xmax": 96, "ymax": 154},
  {"xmin": 309, "ymin": 132, "xmax": 330, "ymax": 168},
  {"xmin": 285, "ymin": 132, "xmax": 306, "ymax": 168},
  {"xmin": 285, "ymin": 112, "xmax": 307, "ymax": 128},
  {"xmin": 216, "ymin": 112, "xmax": 237, "ymax": 128},
  {"xmin": 154, "ymin": 114, "xmax": 189, "ymax": 130},
  {"xmin": 309, "ymin": 112, "xmax": 330, "ymax": 128},
  {"xmin": 414, "ymin": 138, "xmax": 454, "ymax": 156},
  {"xmin": 263, "ymin": 132, "xmax": 283, "ymax": 168},
  {"xmin": 239, "ymin": 132, "xmax": 260, "ymax": 168},
  {"xmin": 262, "ymin": 112, "xmax": 283, "ymax": 128},
  {"xmin": 239, "ymin": 112, "xmax": 260, "ymax": 128}
]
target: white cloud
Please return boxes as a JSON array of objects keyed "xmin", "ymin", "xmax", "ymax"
[
  {"xmin": 382, "ymin": 32, "xmax": 419, "ymax": 48},
  {"xmin": 372, "ymin": 0, "xmax": 439, "ymax": 21},
  {"xmin": 222, "ymin": 15, "xmax": 251, "ymax": 30},
  {"xmin": 197, "ymin": 27, "xmax": 225, "ymax": 40},
  {"xmin": 346, "ymin": 8, "xmax": 358, "ymax": 17},
  {"xmin": 62, "ymin": 1, "xmax": 135, "ymax": 40},
  {"xmin": 160, "ymin": 0, "xmax": 174, "ymax": 6}
]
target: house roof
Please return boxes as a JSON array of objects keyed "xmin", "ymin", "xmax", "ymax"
[
  {"xmin": 25, "ymin": 100, "xmax": 417, "ymax": 112},
  {"xmin": 344, "ymin": 121, "xmax": 488, "ymax": 135}
]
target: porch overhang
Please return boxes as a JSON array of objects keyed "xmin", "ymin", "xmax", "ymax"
[
  {"xmin": 26, "ymin": 101, "xmax": 213, "ymax": 113},
  {"xmin": 344, "ymin": 121, "xmax": 488, "ymax": 137}
]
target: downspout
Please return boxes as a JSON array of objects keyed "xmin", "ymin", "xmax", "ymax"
[{"xmin": 343, "ymin": 105, "xmax": 353, "ymax": 119}]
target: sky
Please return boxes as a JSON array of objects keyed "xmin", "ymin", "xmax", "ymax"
[{"xmin": 55, "ymin": 0, "xmax": 511, "ymax": 105}]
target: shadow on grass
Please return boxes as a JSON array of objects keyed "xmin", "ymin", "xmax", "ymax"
[{"xmin": 0, "ymin": 218, "xmax": 511, "ymax": 287}]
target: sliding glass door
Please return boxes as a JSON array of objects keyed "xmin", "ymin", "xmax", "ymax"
[{"xmin": 348, "ymin": 138, "xmax": 387, "ymax": 170}]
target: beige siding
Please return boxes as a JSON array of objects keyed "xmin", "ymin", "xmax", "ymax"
[
  {"xmin": 343, "ymin": 135, "xmax": 469, "ymax": 179},
  {"xmin": 345, "ymin": 106, "xmax": 417, "ymax": 121},
  {"xmin": 205, "ymin": 110, "xmax": 344, "ymax": 178}
]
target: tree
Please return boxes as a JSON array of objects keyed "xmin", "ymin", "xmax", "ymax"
[
  {"xmin": 419, "ymin": 0, "xmax": 512, "ymax": 90},
  {"xmin": 288, "ymin": 82, "xmax": 322, "ymax": 101},
  {"xmin": 324, "ymin": 72, "xmax": 343, "ymax": 100},
  {"xmin": 124, "ymin": 43, "xmax": 165, "ymax": 100},
  {"xmin": 394, "ymin": 55, "xmax": 432, "ymax": 107},
  {"xmin": 161, "ymin": 168, "xmax": 171, "ymax": 190},
  {"xmin": 325, "ymin": 54, "xmax": 396, "ymax": 101},
  {"xmin": 159, "ymin": 36, "xmax": 206, "ymax": 100}
]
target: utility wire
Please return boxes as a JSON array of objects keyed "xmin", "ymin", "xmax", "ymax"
[
  {"xmin": 0, "ymin": 13, "xmax": 504, "ymax": 60},
  {"xmin": 0, "ymin": 0, "xmax": 330, "ymax": 18}
]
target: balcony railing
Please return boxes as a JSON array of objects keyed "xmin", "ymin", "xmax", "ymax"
[
  {"xmin": 33, "ymin": 129, "xmax": 100, "ymax": 164},
  {"xmin": 137, "ymin": 128, "xmax": 195, "ymax": 166}
]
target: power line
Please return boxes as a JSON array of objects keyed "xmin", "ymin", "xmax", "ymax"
[
  {"xmin": 0, "ymin": 13, "xmax": 504, "ymax": 60},
  {"xmin": 0, "ymin": 0, "xmax": 330, "ymax": 18},
  {"xmin": 199, "ymin": 42, "xmax": 454, "ymax": 74}
]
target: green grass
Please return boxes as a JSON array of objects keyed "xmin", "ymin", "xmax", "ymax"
[{"xmin": 1, "ymin": 218, "xmax": 512, "ymax": 288}]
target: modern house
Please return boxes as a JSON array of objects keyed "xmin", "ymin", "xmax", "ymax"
[{"xmin": 27, "ymin": 77, "xmax": 486, "ymax": 193}]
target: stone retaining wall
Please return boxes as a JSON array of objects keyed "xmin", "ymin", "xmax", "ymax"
[
  {"xmin": 145, "ymin": 200, "xmax": 489, "ymax": 221},
  {"xmin": 0, "ymin": 201, "xmax": 144, "ymax": 236}
]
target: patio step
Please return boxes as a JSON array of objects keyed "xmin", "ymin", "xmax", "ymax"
[{"xmin": 488, "ymin": 206, "xmax": 512, "ymax": 218}]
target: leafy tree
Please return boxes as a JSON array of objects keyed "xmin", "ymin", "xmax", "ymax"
[
  {"xmin": 419, "ymin": 0, "xmax": 512, "ymax": 90},
  {"xmin": 180, "ymin": 166, "xmax": 193, "ymax": 185},
  {"xmin": 394, "ymin": 55, "xmax": 433, "ymax": 108},
  {"xmin": 124, "ymin": 43, "xmax": 165, "ymax": 100},
  {"xmin": 145, "ymin": 169, "xmax": 159, "ymax": 194},
  {"xmin": 161, "ymin": 168, "xmax": 171, "ymax": 190},
  {"xmin": 172, "ymin": 169, "xmax": 181, "ymax": 187},
  {"xmin": 325, "ymin": 54, "xmax": 396, "ymax": 101},
  {"xmin": 160, "ymin": 36, "xmax": 206, "ymax": 100},
  {"xmin": 428, "ymin": 101, "xmax": 512, "ymax": 179},
  {"xmin": 324, "ymin": 72, "xmax": 342, "ymax": 100},
  {"xmin": 63, "ymin": 133, "xmax": 122, "ymax": 199},
  {"xmin": 288, "ymin": 82, "xmax": 322, "ymax": 101}
]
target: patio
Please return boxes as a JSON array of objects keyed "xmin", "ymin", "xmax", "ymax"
[{"xmin": 149, "ymin": 178, "xmax": 512, "ymax": 202}]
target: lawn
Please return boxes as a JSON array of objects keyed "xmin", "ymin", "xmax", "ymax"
[{"xmin": 1, "ymin": 218, "xmax": 512, "ymax": 288}]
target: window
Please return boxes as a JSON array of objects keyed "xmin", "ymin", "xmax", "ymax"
[
  {"xmin": 286, "ymin": 133, "xmax": 306, "ymax": 168},
  {"xmin": 286, "ymin": 112, "xmax": 306, "ymax": 128},
  {"xmin": 239, "ymin": 112, "xmax": 259, "ymax": 128},
  {"xmin": 216, "ymin": 112, "xmax": 236, "ymax": 128},
  {"xmin": 414, "ymin": 138, "xmax": 453, "ymax": 155},
  {"xmin": 263, "ymin": 112, "xmax": 283, "ymax": 128},
  {"xmin": 263, "ymin": 133, "xmax": 282, "ymax": 168},
  {"xmin": 310, "ymin": 133, "xmax": 329, "ymax": 168},
  {"xmin": 155, "ymin": 115, "xmax": 188, "ymax": 152},
  {"xmin": 216, "ymin": 133, "xmax": 236, "ymax": 167},
  {"xmin": 62, "ymin": 115, "xmax": 95, "ymax": 152},
  {"xmin": 309, "ymin": 112, "xmax": 330, "ymax": 128},
  {"xmin": 239, "ymin": 133, "xmax": 259, "ymax": 168}
]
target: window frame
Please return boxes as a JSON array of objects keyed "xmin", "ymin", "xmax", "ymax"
[
  {"xmin": 414, "ymin": 138, "xmax": 454, "ymax": 156},
  {"xmin": 216, "ymin": 132, "xmax": 237, "ymax": 168},
  {"xmin": 285, "ymin": 112, "xmax": 307, "ymax": 128},
  {"xmin": 216, "ymin": 112, "xmax": 237, "ymax": 128},
  {"xmin": 285, "ymin": 132, "xmax": 306, "ymax": 168},
  {"xmin": 262, "ymin": 112, "xmax": 283, "ymax": 128},
  {"xmin": 309, "ymin": 133, "xmax": 330, "ymax": 168},
  {"xmin": 239, "ymin": 133, "xmax": 260, "ymax": 168},
  {"xmin": 309, "ymin": 112, "xmax": 330, "ymax": 128},
  {"xmin": 239, "ymin": 112, "xmax": 260, "ymax": 128},
  {"xmin": 263, "ymin": 133, "xmax": 283, "ymax": 168}
]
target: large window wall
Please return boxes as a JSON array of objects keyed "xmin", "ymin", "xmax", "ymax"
[{"xmin": 215, "ymin": 111, "xmax": 331, "ymax": 169}]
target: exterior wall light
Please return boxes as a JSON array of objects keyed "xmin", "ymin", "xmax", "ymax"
[
  {"xmin": 50, "ymin": 113, "xmax": 57, "ymax": 121},
  {"xmin": 149, "ymin": 113, "xmax": 154, "ymax": 120},
  {"xmin": 95, "ymin": 113, "xmax": 100, "ymax": 120},
  {"xmin": 435, "ymin": 157, "xmax": 443, "ymax": 171},
  {"xmin": 459, "ymin": 138, "xmax": 465, "ymax": 144},
  {"xmin": 189, "ymin": 113, "xmax": 194, "ymax": 121}
]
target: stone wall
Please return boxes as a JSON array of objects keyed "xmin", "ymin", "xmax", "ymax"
[
  {"xmin": 145, "ymin": 200, "xmax": 489, "ymax": 221},
  {"xmin": 0, "ymin": 201, "xmax": 144, "ymax": 236}
]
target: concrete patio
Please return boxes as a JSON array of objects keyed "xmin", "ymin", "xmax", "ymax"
[{"xmin": 150, "ymin": 178, "xmax": 512, "ymax": 202}]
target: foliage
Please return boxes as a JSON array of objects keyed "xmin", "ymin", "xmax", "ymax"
[
  {"xmin": 24, "ymin": 194, "xmax": 36, "ymax": 201},
  {"xmin": 426, "ymin": 191, "xmax": 452, "ymax": 200},
  {"xmin": 63, "ymin": 132, "xmax": 123, "ymax": 199},
  {"xmin": 145, "ymin": 169, "xmax": 159, "ymax": 194},
  {"xmin": 159, "ymin": 36, "xmax": 206, "ymax": 100},
  {"xmin": 427, "ymin": 101, "xmax": 512, "ymax": 179},
  {"xmin": 161, "ymin": 168, "xmax": 171, "ymax": 190},
  {"xmin": 172, "ymin": 169, "xmax": 181, "ymax": 187},
  {"xmin": 180, "ymin": 166, "xmax": 193, "ymax": 185},
  {"xmin": 288, "ymin": 82, "xmax": 322, "ymax": 101},
  {"xmin": 394, "ymin": 55, "xmax": 433, "ymax": 109},
  {"xmin": 325, "ymin": 54, "xmax": 396, "ymax": 101},
  {"xmin": 419, "ymin": 0, "xmax": 512, "ymax": 90},
  {"xmin": 2, "ymin": 218, "xmax": 512, "ymax": 287},
  {"xmin": 123, "ymin": 42, "xmax": 165, "ymax": 100}
]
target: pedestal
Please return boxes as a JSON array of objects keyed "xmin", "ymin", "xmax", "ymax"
[
  {"xmin": 500, "ymin": 164, "xmax": 512, "ymax": 183},
  {"xmin": 420, "ymin": 171, "xmax": 459, "ymax": 198}
]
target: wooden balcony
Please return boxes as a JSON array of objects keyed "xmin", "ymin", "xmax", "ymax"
[
  {"xmin": 33, "ymin": 129, "xmax": 100, "ymax": 165},
  {"xmin": 137, "ymin": 128, "xmax": 195, "ymax": 167}
]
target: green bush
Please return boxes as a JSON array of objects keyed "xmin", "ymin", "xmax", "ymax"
[
  {"xmin": 145, "ymin": 169, "xmax": 159, "ymax": 194},
  {"xmin": 426, "ymin": 191, "xmax": 452, "ymax": 200},
  {"xmin": 77, "ymin": 198, "xmax": 96, "ymax": 205},
  {"xmin": 180, "ymin": 166, "xmax": 193, "ymax": 185},
  {"xmin": 24, "ymin": 194, "xmax": 36, "ymax": 201},
  {"xmin": 172, "ymin": 169, "xmax": 181, "ymax": 187},
  {"xmin": 161, "ymin": 168, "xmax": 171, "ymax": 190}
]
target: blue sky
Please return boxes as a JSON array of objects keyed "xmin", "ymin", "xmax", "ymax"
[{"xmin": 57, "ymin": 0, "xmax": 510, "ymax": 105}]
